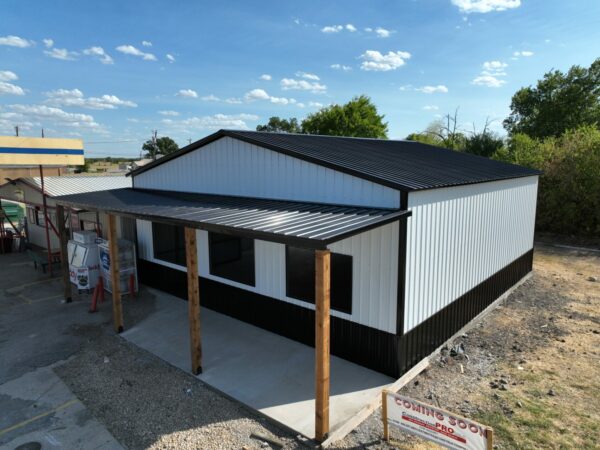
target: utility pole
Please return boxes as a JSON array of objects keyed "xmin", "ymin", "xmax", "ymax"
[{"xmin": 151, "ymin": 130, "xmax": 158, "ymax": 160}]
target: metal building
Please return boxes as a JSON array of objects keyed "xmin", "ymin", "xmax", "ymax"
[{"xmin": 55, "ymin": 130, "xmax": 539, "ymax": 378}]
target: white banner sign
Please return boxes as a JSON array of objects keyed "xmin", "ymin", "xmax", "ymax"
[{"xmin": 383, "ymin": 391, "xmax": 492, "ymax": 450}]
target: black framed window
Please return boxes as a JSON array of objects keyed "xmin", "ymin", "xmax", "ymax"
[
  {"xmin": 286, "ymin": 246, "xmax": 353, "ymax": 314},
  {"xmin": 209, "ymin": 232, "xmax": 255, "ymax": 286},
  {"xmin": 152, "ymin": 222, "xmax": 186, "ymax": 266}
]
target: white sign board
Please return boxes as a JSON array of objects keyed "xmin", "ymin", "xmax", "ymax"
[{"xmin": 383, "ymin": 391, "xmax": 492, "ymax": 450}]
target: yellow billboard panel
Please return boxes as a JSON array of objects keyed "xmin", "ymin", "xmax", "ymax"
[{"xmin": 0, "ymin": 136, "xmax": 84, "ymax": 166}]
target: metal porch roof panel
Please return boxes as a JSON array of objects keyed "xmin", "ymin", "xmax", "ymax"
[
  {"xmin": 129, "ymin": 130, "xmax": 541, "ymax": 191},
  {"xmin": 24, "ymin": 175, "xmax": 132, "ymax": 197},
  {"xmin": 54, "ymin": 188, "xmax": 409, "ymax": 249}
]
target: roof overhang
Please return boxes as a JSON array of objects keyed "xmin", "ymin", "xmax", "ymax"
[{"xmin": 54, "ymin": 188, "xmax": 411, "ymax": 249}]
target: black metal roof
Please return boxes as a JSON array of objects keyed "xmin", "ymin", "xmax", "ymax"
[
  {"xmin": 129, "ymin": 130, "xmax": 540, "ymax": 191},
  {"xmin": 55, "ymin": 188, "xmax": 410, "ymax": 249}
]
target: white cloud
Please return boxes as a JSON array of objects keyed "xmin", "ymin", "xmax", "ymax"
[
  {"xmin": 295, "ymin": 71, "xmax": 320, "ymax": 80},
  {"xmin": 162, "ymin": 113, "xmax": 260, "ymax": 131},
  {"xmin": 364, "ymin": 27, "xmax": 373, "ymax": 32},
  {"xmin": 8, "ymin": 104, "xmax": 100, "ymax": 129},
  {"xmin": 473, "ymin": 60, "xmax": 508, "ymax": 87},
  {"xmin": 116, "ymin": 45, "xmax": 157, "ymax": 61},
  {"xmin": 225, "ymin": 97, "xmax": 243, "ymax": 104},
  {"xmin": 244, "ymin": 88, "xmax": 270, "ymax": 101},
  {"xmin": 201, "ymin": 94, "xmax": 220, "ymax": 102},
  {"xmin": 83, "ymin": 46, "xmax": 114, "ymax": 64},
  {"xmin": 321, "ymin": 25, "xmax": 343, "ymax": 33},
  {"xmin": 166, "ymin": 53, "xmax": 175, "ymax": 63},
  {"xmin": 43, "ymin": 38, "xmax": 54, "ymax": 48},
  {"xmin": 423, "ymin": 105, "xmax": 439, "ymax": 110},
  {"xmin": 244, "ymin": 88, "xmax": 296, "ymax": 105},
  {"xmin": 260, "ymin": 74, "xmax": 272, "ymax": 81},
  {"xmin": 45, "ymin": 88, "xmax": 137, "ymax": 109},
  {"xmin": 308, "ymin": 101, "xmax": 324, "ymax": 108},
  {"xmin": 280, "ymin": 78, "xmax": 327, "ymax": 93},
  {"xmin": 375, "ymin": 27, "xmax": 392, "ymax": 38},
  {"xmin": 359, "ymin": 50, "xmax": 411, "ymax": 71},
  {"xmin": 0, "ymin": 71, "xmax": 18, "ymax": 82},
  {"xmin": 158, "ymin": 110, "xmax": 179, "ymax": 116},
  {"xmin": 142, "ymin": 41, "xmax": 152, "ymax": 47},
  {"xmin": 44, "ymin": 47, "xmax": 78, "ymax": 61},
  {"xmin": 176, "ymin": 89, "xmax": 198, "ymax": 98},
  {"xmin": 0, "ymin": 35, "xmax": 33, "ymax": 48},
  {"xmin": 483, "ymin": 60, "xmax": 508, "ymax": 71},
  {"xmin": 513, "ymin": 50, "xmax": 534, "ymax": 57},
  {"xmin": 346, "ymin": 24, "xmax": 357, "ymax": 32},
  {"xmin": 472, "ymin": 75, "xmax": 506, "ymax": 87},
  {"xmin": 0, "ymin": 81, "xmax": 25, "ymax": 96},
  {"xmin": 330, "ymin": 64, "xmax": 352, "ymax": 71},
  {"xmin": 416, "ymin": 85, "xmax": 449, "ymax": 93},
  {"xmin": 451, "ymin": 0, "xmax": 521, "ymax": 13}
]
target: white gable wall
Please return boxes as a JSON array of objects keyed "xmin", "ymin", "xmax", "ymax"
[
  {"xmin": 133, "ymin": 136, "xmax": 401, "ymax": 209},
  {"xmin": 403, "ymin": 175, "xmax": 538, "ymax": 333}
]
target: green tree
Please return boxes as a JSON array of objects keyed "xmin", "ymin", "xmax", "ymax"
[
  {"xmin": 504, "ymin": 58, "xmax": 600, "ymax": 138},
  {"xmin": 256, "ymin": 117, "xmax": 302, "ymax": 133},
  {"xmin": 494, "ymin": 126, "xmax": 600, "ymax": 236},
  {"xmin": 142, "ymin": 136, "xmax": 179, "ymax": 159},
  {"xmin": 463, "ymin": 121, "xmax": 505, "ymax": 158},
  {"xmin": 301, "ymin": 95, "xmax": 388, "ymax": 138}
]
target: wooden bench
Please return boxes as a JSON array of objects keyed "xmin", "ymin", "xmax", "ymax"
[{"xmin": 27, "ymin": 249, "xmax": 50, "ymax": 273}]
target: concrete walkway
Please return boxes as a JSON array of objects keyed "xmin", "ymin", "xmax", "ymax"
[{"xmin": 122, "ymin": 288, "xmax": 393, "ymax": 439}]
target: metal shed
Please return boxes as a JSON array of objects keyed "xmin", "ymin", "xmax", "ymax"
[{"xmin": 53, "ymin": 130, "xmax": 540, "ymax": 442}]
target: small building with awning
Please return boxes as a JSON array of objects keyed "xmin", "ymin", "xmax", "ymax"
[{"xmin": 52, "ymin": 129, "xmax": 540, "ymax": 442}]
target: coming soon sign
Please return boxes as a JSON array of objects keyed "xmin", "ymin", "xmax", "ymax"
[{"xmin": 382, "ymin": 391, "xmax": 493, "ymax": 450}]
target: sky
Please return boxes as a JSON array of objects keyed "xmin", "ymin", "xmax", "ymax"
[{"xmin": 1, "ymin": 0, "xmax": 599, "ymax": 158}]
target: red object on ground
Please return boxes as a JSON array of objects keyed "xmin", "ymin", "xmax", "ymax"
[
  {"xmin": 129, "ymin": 273, "xmax": 136, "ymax": 298},
  {"xmin": 89, "ymin": 282, "xmax": 99, "ymax": 313}
]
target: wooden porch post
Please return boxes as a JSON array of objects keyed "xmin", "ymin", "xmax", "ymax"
[
  {"xmin": 107, "ymin": 214, "xmax": 123, "ymax": 333},
  {"xmin": 56, "ymin": 205, "xmax": 72, "ymax": 303},
  {"xmin": 185, "ymin": 227, "xmax": 202, "ymax": 375},
  {"xmin": 315, "ymin": 249, "xmax": 331, "ymax": 442}
]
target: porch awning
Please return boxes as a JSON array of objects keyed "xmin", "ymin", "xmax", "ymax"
[{"xmin": 54, "ymin": 188, "xmax": 410, "ymax": 249}]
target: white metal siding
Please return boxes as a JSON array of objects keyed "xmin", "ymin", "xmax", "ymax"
[
  {"xmin": 134, "ymin": 136, "xmax": 400, "ymax": 208},
  {"xmin": 136, "ymin": 219, "xmax": 399, "ymax": 333},
  {"xmin": 403, "ymin": 176, "xmax": 538, "ymax": 333}
]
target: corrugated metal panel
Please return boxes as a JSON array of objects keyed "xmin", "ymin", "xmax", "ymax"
[
  {"xmin": 55, "ymin": 188, "xmax": 408, "ymax": 249},
  {"xmin": 134, "ymin": 136, "xmax": 401, "ymax": 208},
  {"xmin": 403, "ymin": 175, "xmax": 538, "ymax": 333},
  {"xmin": 132, "ymin": 130, "xmax": 541, "ymax": 192},
  {"xmin": 24, "ymin": 176, "xmax": 131, "ymax": 197},
  {"xmin": 136, "ymin": 219, "xmax": 399, "ymax": 333}
]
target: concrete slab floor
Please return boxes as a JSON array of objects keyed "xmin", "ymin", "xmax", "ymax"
[{"xmin": 122, "ymin": 288, "xmax": 394, "ymax": 439}]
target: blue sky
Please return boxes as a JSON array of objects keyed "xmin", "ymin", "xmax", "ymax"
[{"xmin": 1, "ymin": 0, "xmax": 599, "ymax": 157}]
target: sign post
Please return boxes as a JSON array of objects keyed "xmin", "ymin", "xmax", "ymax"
[{"xmin": 382, "ymin": 390, "xmax": 493, "ymax": 450}]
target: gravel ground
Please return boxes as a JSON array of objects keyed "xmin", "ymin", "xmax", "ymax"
[
  {"xmin": 51, "ymin": 242, "xmax": 599, "ymax": 449},
  {"xmin": 54, "ymin": 330, "xmax": 307, "ymax": 450}
]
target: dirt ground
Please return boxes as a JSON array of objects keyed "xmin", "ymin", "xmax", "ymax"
[{"xmin": 337, "ymin": 242, "xmax": 600, "ymax": 449}]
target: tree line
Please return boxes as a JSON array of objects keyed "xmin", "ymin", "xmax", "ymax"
[{"xmin": 256, "ymin": 58, "xmax": 600, "ymax": 237}]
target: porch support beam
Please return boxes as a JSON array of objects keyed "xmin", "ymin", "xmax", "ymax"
[
  {"xmin": 185, "ymin": 227, "xmax": 202, "ymax": 375},
  {"xmin": 107, "ymin": 214, "xmax": 123, "ymax": 333},
  {"xmin": 315, "ymin": 249, "xmax": 331, "ymax": 442},
  {"xmin": 56, "ymin": 205, "xmax": 72, "ymax": 303}
]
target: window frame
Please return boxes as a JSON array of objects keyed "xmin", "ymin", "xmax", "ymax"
[
  {"xmin": 208, "ymin": 231, "xmax": 256, "ymax": 287},
  {"xmin": 285, "ymin": 246, "xmax": 353, "ymax": 315},
  {"xmin": 152, "ymin": 222, "xmax": 187, "ymax": 267}
]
